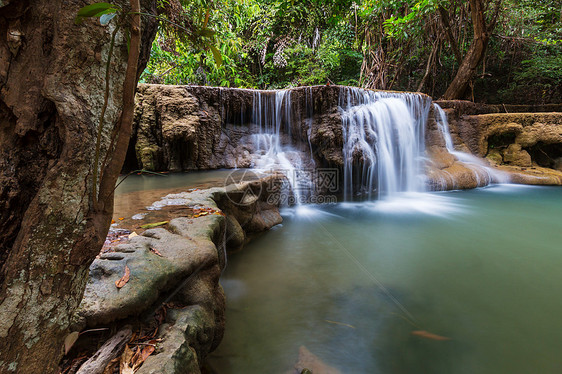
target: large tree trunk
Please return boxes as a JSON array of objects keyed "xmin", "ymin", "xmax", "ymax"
[
  {"xmin": 0, "ymin": 1, "xmax": 157, "ymax": 373},
  {"xmin": 442, "ymin": 0, "xmax": 501, "ymax": 100}
]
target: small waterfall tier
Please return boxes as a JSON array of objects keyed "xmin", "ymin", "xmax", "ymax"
[
  {"xmin": 247, "ymin": 90, "xmax": 315, "ymax": 205},
  {"xmin": 431, "ymin": 104, "xmax": 509, "ymax": 189},
  {"xmin": 339, "ymin": 87, "xmax": 431, "ymax": 200}
]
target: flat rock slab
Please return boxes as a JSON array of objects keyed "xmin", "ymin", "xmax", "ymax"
[
  {"xmin": 75, "ymin": 189, "xmax": 226, "ymax": 327},
  {"xmin": 74, "ymin": 176, "xmax": 283, "ymax": 327}
]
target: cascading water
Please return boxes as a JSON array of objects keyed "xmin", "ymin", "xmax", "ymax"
[
  {"xmin": 250, "ymin": 90, "xmax": 312, "ymax": 205},
  {"xmin": 245, "ymin": 86, "xmax": 505, "ymax": 206},
  {"xmin": 339, "ymin": 87, "xmax": 431, "ymax": 200},
  {"xmin": 433, "ymin": 104, "xmax": 509, "ymax": 186}
]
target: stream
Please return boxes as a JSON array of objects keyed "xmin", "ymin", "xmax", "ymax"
[
  {"xmin": 208, "ymin": 185, "xmax": 562, "ymax": 373},
  {"xmin": 115, "ymin": 174, "xmax": 562, "ymax": 373}
]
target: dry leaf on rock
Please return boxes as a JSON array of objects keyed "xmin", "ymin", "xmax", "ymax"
[
  {"xmin": 149, "ymin": 247, "xmax": 164, "ymax": 257},
  {"xmin": 132, "ymin": 342, "xmax": 157, "ymax": 370},
  {"xmin": 115, "ymin": 266, "xmax": 130, "ymax": 289}
]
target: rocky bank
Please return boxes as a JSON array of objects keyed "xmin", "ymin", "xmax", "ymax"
[{"xmin": 70, "ymin": 174, "xmax": 284, "ymax": 373}]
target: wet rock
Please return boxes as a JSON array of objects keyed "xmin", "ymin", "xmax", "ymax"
[
  {"xmin": 486, "ymin": 149, "xmax": 503, "ymax": 165},
  {"xmin": 76, "ymin": 220, "xmax": 224, "ymax": 327},
  {"xmin": 136, "ymin": 307, "xmax": 216, "ymax": 374},
  {"xmin": 129, "ymin": 84, "xmax": 347, "ymax": 173},
  {"xmin": 430, "ymin": 108, "xmax": 562, "ymax": 186},
  {"xmin": 225, "ymin": 214, "xmax": 245, "ymax": 252}
]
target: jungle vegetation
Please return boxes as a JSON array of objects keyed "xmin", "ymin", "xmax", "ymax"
[{"xmin": 143, "ymin": 0, "xmax": 562, "ymax": 103}]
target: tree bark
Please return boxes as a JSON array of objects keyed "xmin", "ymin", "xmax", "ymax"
[
  {"xmin": 0, "ymin": 1, "xmax": 157, "ymax": 373},
  {"xmin": 442, "ymin": 0, "xmax": 502, "ymax": 100}
]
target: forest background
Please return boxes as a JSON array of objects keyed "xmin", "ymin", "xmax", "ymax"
[{"xmin": 143, "ymin": 0, "xmax": 562, "ymax": 104}]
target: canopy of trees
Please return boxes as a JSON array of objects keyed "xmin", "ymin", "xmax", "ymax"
[{"xmin": 142, "ymin": 0, "xmax": 562, "ymax": 104}]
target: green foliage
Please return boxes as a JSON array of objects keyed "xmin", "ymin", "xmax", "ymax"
[
  {"xmin": 142, "ymin": 0, "xmax": 562, "ymax": 103},
  {"xmin": 75, "ymin": 2, "xmax": 121, "ymax": 24},
  {"xmin": 142, "ymin": 0, "xmax": 361, "ymax": 88}
]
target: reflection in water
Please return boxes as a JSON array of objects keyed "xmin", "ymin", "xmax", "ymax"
[
  {"xmin": 209, "ymin": 186, "xmax": 562, "ymax": 374},
  {"xmin": 113, "ymin": 169, "xmax": 253, "ymax": 220}
]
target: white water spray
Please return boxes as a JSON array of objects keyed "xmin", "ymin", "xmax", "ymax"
[
  {"xmin": 250, "ymin": 90, "xmax": 311, "ymax": 205},
  {"xmin": 339, "ymin": 87, "xmax": 431, "ymax": 200},
  {"xmin": 433, "ymin": 104, "xmax": 509, "ymax": 185}
]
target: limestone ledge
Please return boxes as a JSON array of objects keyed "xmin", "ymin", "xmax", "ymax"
[
  {"xmin": 130, "ymin": 85, "xmax": 562, "ymax": 194},
  {"xmin": 73, "ymin": 174, "xmax": 283, "ymax": 374},
  {"xmin": 425, "ymin": 103, "xmax": 562, "ymax": 189}
]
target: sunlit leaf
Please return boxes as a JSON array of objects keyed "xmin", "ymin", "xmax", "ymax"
[
  {"xmin": 210, "ymin": 45, "xmax": 223, "ymax": 66},
  {"xmin": 140, "ymin": 221, "xmax": 169, "ymax": 229},
  {"xmin": 75, "ymin": 2, "xmax": 119, "ymax": 24}
]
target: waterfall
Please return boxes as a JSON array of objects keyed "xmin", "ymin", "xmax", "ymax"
[
  {"xmin": 250, "ymin": 90, "xmax": 310, "ymax": 205},
  {"xmin": 433, "ymin": 104, "xmax": 509, "ymax": 186},
  {"xmin": 339, "ymin": 87, "xmax": 431, "ymax": 200}
]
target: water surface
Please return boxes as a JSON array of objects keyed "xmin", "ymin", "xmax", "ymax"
[{"xmin": 210, "ymin": 185, "xmax": 562, "ymax": 373}]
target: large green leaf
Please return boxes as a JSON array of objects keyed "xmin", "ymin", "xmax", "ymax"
[
  {"xmin": 75, "ymin": 2, "xmax": 120, "ymax": 24},
  {"xmin": 199, "ymin": 27, "xmax": 216, "ymax": 38},
  {"xmin": 210, "ymin": 45, "xmax": 223, "ymax": 67}
]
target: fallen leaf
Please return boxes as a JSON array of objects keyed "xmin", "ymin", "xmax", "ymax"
[
  {"xmin": 411, "ymin": 330, "xmax": 451, "ymax": 341},
  {"xmin": 132, "ymin": 343, "xmax": 156, "ymax": 370},
  {"xmin": 64, "ymin": 331, "xmax": 80, "ymax": 355},
  {"xmin": 111, "ymin": 219, "xmax": 116, "ymax": 224},
  {"xmin": 102, "ymin": 357, "xmax": 120, "ymax": 374},
  {"xmin": 115, "ymin": 266, "xmax": 130, "ymax": 289},
  {"xmin": 149, "ymin": 247, "xmax": 164, "ymax": 257},
  {"xmin": 128, "ymin": 232, "xmax": 138, "ymax": 239},
  {"xmin": 140, "ymin": 221, "xmax": 169, "ymax": 229},
  {"xmin": 118, "ymin": 217, "xmax": 124, "ymax": 220},
  {"xmin": 119, "ymin": 345, "xmax": 135, "ymax": 374},
  {"xmin": 130, "ymin": 347, "xmax": 141, "ymax": 369}
]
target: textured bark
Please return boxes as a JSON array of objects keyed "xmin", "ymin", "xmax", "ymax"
[
  {"xmin": 0, "ymin": 1, "xmax": 157, "ymax": 373},
  {"xmin": 442, "ymin": 0, "xmax": 501, "ymax": 100}
]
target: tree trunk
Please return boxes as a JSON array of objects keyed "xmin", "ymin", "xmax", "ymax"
[
  {"xmin": 0, "ymin": 1, "xmax": 157, "ymax": 373},
  {"xmin": 442, "ymin": 0, "xmax": 501, "ymax": 99}
]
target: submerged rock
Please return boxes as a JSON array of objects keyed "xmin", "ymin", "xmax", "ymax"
[{"xmin": 290, "ymin": 346, "xmax": 342, "ymax": 374}]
